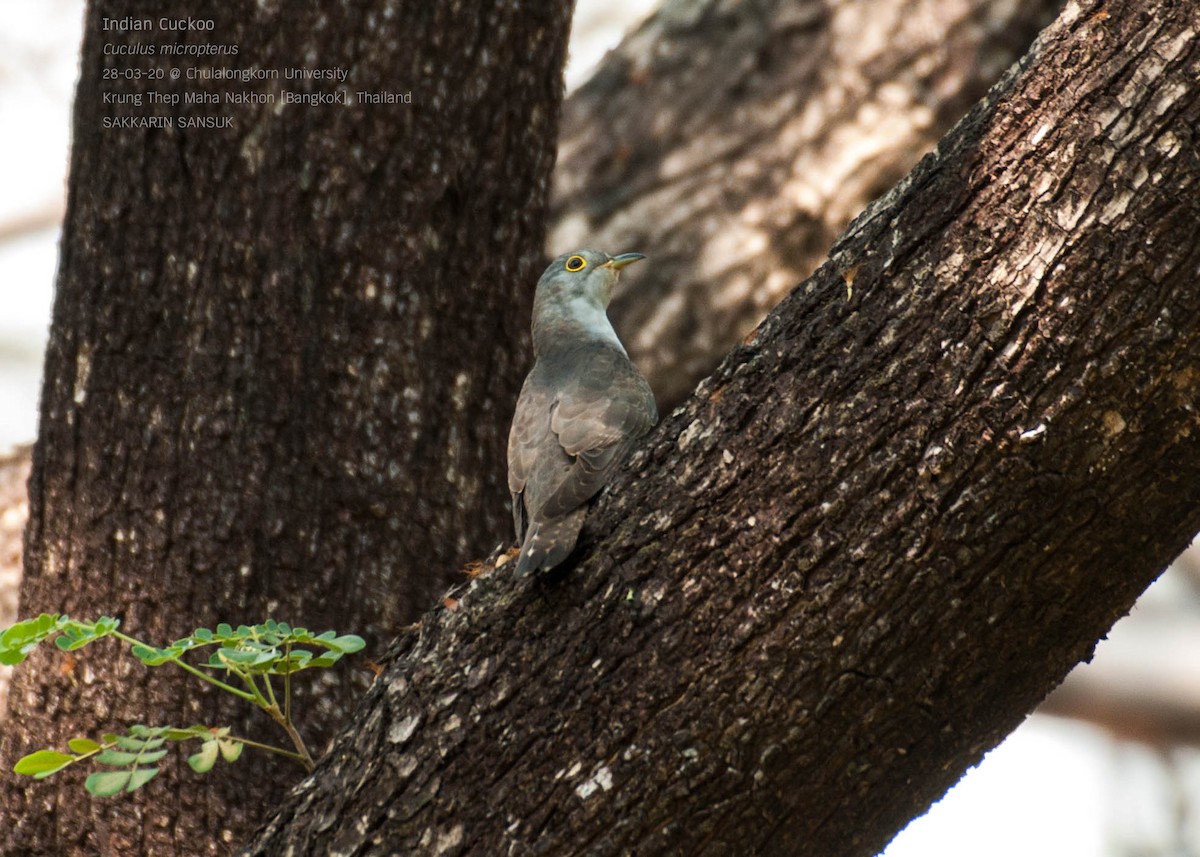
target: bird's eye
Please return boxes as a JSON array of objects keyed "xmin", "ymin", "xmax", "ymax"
[{"xmin": 565, "ymin": 255, "xmax": 587, "ymax": 272}]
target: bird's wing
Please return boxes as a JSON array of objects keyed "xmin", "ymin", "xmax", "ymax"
[
  {"xmin": 539, "ymin": 349, "xmax": 657, "ymax": 520},
  {"xmin": 507, "ymin": 372, "xmax": 553, "ymax": 541}
]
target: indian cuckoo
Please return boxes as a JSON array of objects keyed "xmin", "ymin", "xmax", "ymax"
[{"xmin": 507, "ymin": 249, "xmax": 658, "ymax": 576}]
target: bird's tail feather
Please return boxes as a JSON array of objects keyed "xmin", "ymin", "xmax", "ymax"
[{"xmin": 514, "ymin": 508, "xmax": 588, "ymax": 576}]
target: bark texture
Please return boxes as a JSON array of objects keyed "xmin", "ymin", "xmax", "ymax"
[
  {"xmin": 552, "ymin": 0, "xmax": 1062, "ymax": 408},
  {"xmin": 2, "ymin": 2, "xmax": 571, "ymax": 854},
  {"xmin": 249, "ymin": 1, "xmax": 1200, "ymax": 854}
]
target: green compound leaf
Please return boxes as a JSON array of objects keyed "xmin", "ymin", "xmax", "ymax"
[
  {"xmin": 85, "ymin": 770, "xmax": 131, "ymax": 797},
  {"xmin": 130, "ymin": 644, "xmax": 160, "ymax": 663},
  {"xmin": 127, "ymin": 767, "xmax": 160, "ymax": 792},
  {"xmin": 128, "ymin": 724, "xmax": 162, "ymax": 738},
  {"xmin": 94, "ymin": 749, "xmax": 141, "ymax": 766},
  {"xmin": 269, "ymin": 649, "xmax": 313, "ymax": 674},
  {"xmin": 97, "ymin": 748, "xmax": 168, "ymax": 767},
  {"xmin": 217, "ymin": 738, "xmax": 243, "ymax": 763},
  {"xmin": 239, "ymin": 639, "xmax": 274, "ymax": 652},
  {"xmin": 13, "ymin": 750, "xmax": 74, "ymax": 777},
  {"xmin": 53, "ymin": 617, "xmax": 118, "ymax": 652},
  {"xmin": 188, "ymin": 740, "xmax": 219, "ymax": 773},
  {"xmin": 213, "ymin": 646, "xmax": 277, "ymax": 667},
  {"xmin": 131, "ymin": 644, "xmax": 184, "ymax": 666},
  {"xmin": 308, "ymin": 652, "xmax": 344, "ymax": 669},
  {"xmin": 163, "ymin": 726, "xmax": 210, "ymax": 741},
  {"xmin": 10, "ymin": 614, "xmax": 367, "ymax": 797},
  {"xmin": 330, "ymin": 635, "xmax": 365, "ymax": 653},
  {"xmin": 86, "ymin": 765, "xmax": 159, "ymax": 796},
  {"xmin": 68, "ymin": 737, "xmax": 101, "ymax": 754},
  {"xmin": 139, "ymin": 737, "xmax": 166, "ymax": 751},
  {"xmin": 0, "ymin": 614, "xmax": 63, "ymax": 665},
  {"xmin": 108, "ymin": 727, "xmax": 167, "ymax": 751}
]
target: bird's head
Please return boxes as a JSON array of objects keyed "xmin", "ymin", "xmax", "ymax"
[
  {"xmin": 534, "ymin": 249, "xmax": 645, "ymax": 310},
  {"xmin": 530, "ymin": 249, "xmax": 645, "ymax": 355}
]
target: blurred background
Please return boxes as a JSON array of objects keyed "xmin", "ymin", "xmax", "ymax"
[{"xmin": 2, "ymin": 2, "xmax": 1198, "ymax": 854}]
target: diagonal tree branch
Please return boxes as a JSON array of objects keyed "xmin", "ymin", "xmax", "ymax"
[{"xmin": 247, "ymin": 1, "xmax": 1200, "ymax": 854}]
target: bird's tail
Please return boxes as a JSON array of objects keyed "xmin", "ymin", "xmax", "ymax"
[{"xmin": 514, "ymin": 508, "xmax": 588, "ymax": 576}]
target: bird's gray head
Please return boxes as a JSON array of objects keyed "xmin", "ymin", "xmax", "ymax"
[{"xmin": 531, "ymin": 249, "xmax": 645, "ymax": 355}]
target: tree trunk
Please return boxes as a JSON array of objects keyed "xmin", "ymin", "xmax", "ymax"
[
  {"xmin": 1, "ymin": 2, "xmax": 571, "ymax": 854},
  {"xmin": 247, "ymin": 1, "xmax": 1200, "ymax": 854},
  {"xmin": 552, "ymin": 0, "xmax": 1062, "ymax": 408}
]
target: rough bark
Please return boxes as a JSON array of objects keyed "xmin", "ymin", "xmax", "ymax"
[
  {"xmin": 248, "ymin": 1, "xmax": 1200, "ymax": 854},
  {"xmin": 1, "ymin": 2, "xmax": 571, "ymax": 854},
  {"xmin": 552, "ymin": 0, "xmax": 1062, "ymax": 408}
]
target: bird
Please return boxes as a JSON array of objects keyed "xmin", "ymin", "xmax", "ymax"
[{"xmin": 507, "ymin": 249, "xmax": 658, "ymax": 576}]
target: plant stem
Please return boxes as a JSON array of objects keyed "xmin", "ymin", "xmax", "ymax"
[
  {"xmin": 109, "ymin": 625, "xmax": 314, "ymax": 770},
  {"xmin": 238, "ymin": 670, "xmax": 269, "ymax": 708},
  {"xmin": 283, "ymin": 641, "xmax": 292, "ymax": 725},
  {"xmin": 225, "ymin": 733, "xmax": 309, "ymax": 765},
  {"xmin": 111, "ymin": 631, "xmax": 256, "ymax": 703},
  {"xmin": 264, "ymin": 707, "xmax": 314, "ymax": 771},
  {"xmin": 263, "ymin": 671, "xmax": 280, "ymax": 711}
]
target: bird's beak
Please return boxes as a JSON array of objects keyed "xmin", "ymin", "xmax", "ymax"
[{"xmin": 604, "ymin": 252, "xmax": 646, "ymax": 270}]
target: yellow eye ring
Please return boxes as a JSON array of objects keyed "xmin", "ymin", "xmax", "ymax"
[{"xmin": 565, "ymin": 255, "xmax": 587, "ymax": 272}]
